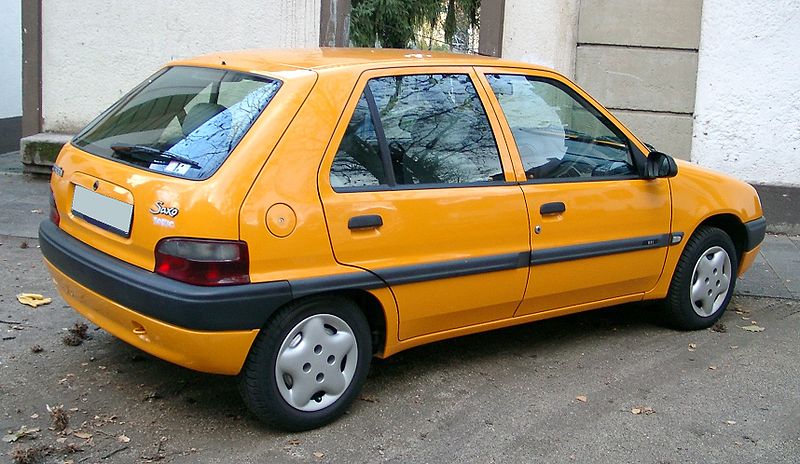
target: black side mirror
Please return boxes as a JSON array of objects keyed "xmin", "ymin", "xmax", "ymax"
[{"xmin": 645, "ymin": 151, "xmax": 678, "ymax": 179}]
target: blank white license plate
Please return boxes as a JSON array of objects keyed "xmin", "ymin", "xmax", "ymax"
[{"xmin": 71, "ymin": 185, "xmax": 134, "ymax": 237}]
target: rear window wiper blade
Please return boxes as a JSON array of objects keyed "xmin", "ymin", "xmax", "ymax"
[{"xmin": 110, "ymin": 144, "xmax": 201, "ymax": 169}]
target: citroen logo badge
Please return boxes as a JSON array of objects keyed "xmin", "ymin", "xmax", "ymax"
[{"xmin": 92, "ymin": 181, "xmax": 99, "ymax": 191}]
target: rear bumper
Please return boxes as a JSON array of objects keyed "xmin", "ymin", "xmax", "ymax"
[
  {"xmin": 45, "ymin": 258, "xmax": 258, "ymax": 374},
  {"xmin": 39, "ymin": 220, "xmax": 293, "ymax": 331}
]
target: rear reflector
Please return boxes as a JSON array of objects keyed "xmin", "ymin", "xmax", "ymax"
[
  {"xmin": 49, "ymin": 187, "xmax": 60, "ymax": 226},
  {"xmin": 155, "ymin": 238, "xmax": 249, "ymax": 286}
]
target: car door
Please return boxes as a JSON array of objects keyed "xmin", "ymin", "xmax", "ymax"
[
  {"xmin": 476, "ymin": 68, "xmax": 672, "ymax": 316},
  {"xmin": 318, "ymin": 67, "xmax": 530, "ymax": 340}
]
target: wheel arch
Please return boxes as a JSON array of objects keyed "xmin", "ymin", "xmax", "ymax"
[
  {"xmin": 696, "ymin": 213, "xmax": 747, "ymax": 264},
  {"xmin": 257, "ymin": 289, "xmax": 388, "ymax": 358}
]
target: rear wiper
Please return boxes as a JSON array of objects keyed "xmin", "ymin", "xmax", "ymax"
[{"xmin": 110, "ymin": 144, "xmax": 201, "ymax": 169}]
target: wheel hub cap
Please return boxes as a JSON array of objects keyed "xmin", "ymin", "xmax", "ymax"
[
  {"xmin": 690, "ymin": 246, "xmax": 732, "ymax": 317},
  {"xmin": 275, "ymin": 314, "xmax": 358, "ymax": 411}
]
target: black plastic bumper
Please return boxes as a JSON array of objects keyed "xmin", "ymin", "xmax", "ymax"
[
  {"xmin": 39, "ymin": 221, "xmax": 293, "ymax": 331},
  {"xmin": 744, "ymin": 217, "xmax": 767, "ymax": 252}
]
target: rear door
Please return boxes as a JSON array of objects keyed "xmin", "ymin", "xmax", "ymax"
[
  {"xmin": 476, "ymin": 68, "xmax": 672, "ymax": 315},
  {"xmin": 318, "ymin": 67, "xmax": 530, "ymax": 340}
]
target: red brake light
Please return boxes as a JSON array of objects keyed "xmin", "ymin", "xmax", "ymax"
[
  {"xmin": 49, "ymin": 187, "xmax": 60, "ymax": 226},
  {"xmin": 155, "ymin": 238, "xmax": 250, "ymax": 286}
]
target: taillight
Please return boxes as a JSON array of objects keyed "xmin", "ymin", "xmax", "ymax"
[
  {"xmin": 49, "ymin": 187, "xmax": 60, "ymax": 226},
  {"xmin": 155, "ymin": 238, "xmax": 250, "ymax": 286}
]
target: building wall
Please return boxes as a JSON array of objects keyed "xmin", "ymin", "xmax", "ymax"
[
  {"xmin": 41, "ymin": 0, "xmax": 320, "ymax": 133},
  {"xmin": 0, "ymin": 0, "xmax": 22, "ymax": 119},
  {"xmin": 501, "ymin": 0, "xmax": 579, "ymax": 78},
  {"xmin": 691, "ymin": 0, "xmax": 800, "ymax": 187},
  {"xmin": 574, "ymin": 0, "xmax": 703, "ymax": 160}
]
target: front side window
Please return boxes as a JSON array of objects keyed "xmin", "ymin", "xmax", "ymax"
[
  {"xmin": 330, "ymin": 73, "xmax": 503, "ymax": 189},
  {"xmin": 73, "ymin": 66, "xmax": 281, "ymax": 180},
  {"xmin": 486, "ymin": 74, "xmax": 635, "ymax": 180}
]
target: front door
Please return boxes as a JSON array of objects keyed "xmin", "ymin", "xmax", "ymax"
[
  {"xmin": 318, "ymin": 68, "xmax": 530, "ymax": 340},
  {"xmin": 478, "ymin": 69, "xmax": 672, "ymax": 315}
]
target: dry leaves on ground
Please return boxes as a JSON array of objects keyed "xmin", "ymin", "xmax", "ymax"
[
  {"xmin": 2, "ymin": 426, "xmax": 40, "ymax": 443},
  {"xmin": 575, "ymin": 395, "xmax": 587, "ymax": 403},
  {"xmin": 16, "ymin": 293, "xmax": 52, "ymax": 308},
  {"xmin": 630, "ymin": 406, "xmax": 656, "ymax": 415},
  {"xmin": 740, "ymin": 325, "xmax": 765, "ymax": 332}
]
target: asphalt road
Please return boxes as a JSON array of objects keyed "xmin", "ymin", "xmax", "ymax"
[{"xmin": 1, "ymin": 172, "xmax": 798, "ymax": 463}]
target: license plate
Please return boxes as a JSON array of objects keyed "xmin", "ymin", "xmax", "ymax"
[{"xmin": 71, "ymin": 185, "xmax": 134, "ymax": 237}]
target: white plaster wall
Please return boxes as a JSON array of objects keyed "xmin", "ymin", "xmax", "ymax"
[
  {"xmin": 501, "ymin": 0, "xmax": 579, "ymax": 77},
  {"xmin": 41, "ymin": 0, "xmax": 320, "ymax": 132},
  {"xmin": 691, "ymin": 0, "xmax": 800, "ymax": 187},
  {"xmin": 0, "ymin": 0, "xmax": 22, "ymax": 119}
]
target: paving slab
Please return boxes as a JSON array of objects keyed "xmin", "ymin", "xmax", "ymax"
[
  {"xmin": 737, "ymin": 251, "xmax": 794, "ymax": 299},
  {"xmin": 0, "ymin": 172, "xmax": 50, "ymax": 239}
]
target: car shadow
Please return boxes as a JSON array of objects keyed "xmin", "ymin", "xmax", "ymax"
[{"xmin": 78, "ymin": 300, "xmax": 667, "ymax": 431}]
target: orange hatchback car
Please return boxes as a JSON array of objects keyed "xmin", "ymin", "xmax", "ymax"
[{"xmin": 41, "ymin": 48, "xmax": 765, "ymax": 430}]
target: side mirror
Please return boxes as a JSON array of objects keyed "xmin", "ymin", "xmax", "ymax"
[{"xmin": 645, "ymin": 151, "xmax": 678, "ymax": 179}]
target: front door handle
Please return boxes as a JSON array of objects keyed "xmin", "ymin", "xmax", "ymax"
[
  {"xmin": 348, "ymin": 214, "xmax": 383, "ymax": 230},
  {"xmin": 540, "ymin": 202, "xmax": 566, "ymax": 215}
]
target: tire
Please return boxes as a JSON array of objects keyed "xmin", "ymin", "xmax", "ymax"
[
  {"xmin": 664, "ymin": 226, "xmax": 738, "ymax": 330},
  {"xmin": 238, "ymin": 295, "xmax": 372, "ymax": 431}
]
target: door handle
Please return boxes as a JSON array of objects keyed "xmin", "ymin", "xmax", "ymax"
[
  {"xmin": 348, "ymin": 214, "xmax": 383, "ymax": 230},
  {"xmin": 540, "ymin": 202, "xmax": 566, "ymax": 215}
]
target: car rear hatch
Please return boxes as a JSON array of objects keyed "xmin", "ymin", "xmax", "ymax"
[{"xmin": 49, "ymin": 64, "xmax": 317, "ymax": 273}]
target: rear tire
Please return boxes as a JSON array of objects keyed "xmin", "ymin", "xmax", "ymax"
[
  {"xmin": 664, "ymin": 226, "xmax": 738, "ymax": 330},
  {"xmin": 238, "ymin": 296, "xmax": 372, "ymax": 431}
]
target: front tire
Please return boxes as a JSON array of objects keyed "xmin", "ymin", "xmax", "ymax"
[
  {"xmin": 239, "ymin": 296, "xmax": 372, "ymax": 431},
  {"xmin": 664, "ymin": 226, "xmax": 738, "ymax": 330}
]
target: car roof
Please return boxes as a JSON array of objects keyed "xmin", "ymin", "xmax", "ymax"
[{"xmin": 169, "ymin": 47, "xmax": 553, "ymax": 75}]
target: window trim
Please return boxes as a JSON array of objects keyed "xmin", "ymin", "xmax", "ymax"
[
  {"xmin": 328, "ymin": 70, "xmax": 515, "ymax": 193},
  {"xmin": 478, "ymin": 70, "xmax": 650, "ymax": 184}
]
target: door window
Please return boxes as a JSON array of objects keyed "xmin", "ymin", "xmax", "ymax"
[
  {"xmin": 330, "ymin": 73, "xmax": 503, "ymax": 189},
  {"xmin": 486, "ymin": 74, "xmax": 636, "ymax": 180}
]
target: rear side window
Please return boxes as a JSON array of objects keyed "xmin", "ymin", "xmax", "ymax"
[
  {"xmin": 330, "ymin": 73, "xmax": 503, "ymax": 189},
  {"xmin": 73, "ymin": 66, "xmax": 281, "ymax": 180}
]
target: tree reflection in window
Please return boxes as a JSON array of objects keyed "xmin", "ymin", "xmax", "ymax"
[{"xmin": 330, "ymin": 73, "xmax": 503, "ymax": 188}]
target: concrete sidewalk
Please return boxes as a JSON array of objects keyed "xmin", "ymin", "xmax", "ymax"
[{"xmin": 1, "ymin": 149, "xmax": 797, "ymax": 301}]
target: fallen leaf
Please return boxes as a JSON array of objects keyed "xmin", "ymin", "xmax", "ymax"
[
  {"xmin": 575, "ymin": 395, "xmax": 587, "ymax": 403},
  {"xmin": 2, "ymin": 426, "xmax": 40, "ymax": 443},
  {"xmin": 287, "ymin": 439, "xmax": 301, "ymax": 446},
  {"xmin": 117, "ymin": 434, "xmax": 131, "ymax": 443},
  {"xmin": 313, "ymin": 451, "xmax": 325, "ymax": 458},
  {"xmin": 688, "ymin": 343, "xmax": 697, "ymax": 352},
  {"xmin": 725, "ymin": 420, "xmax": 737, "ymax": 425},
  {"xmin": 630, "ymin": 406, "xmax": 655, "ymax": 415},
  {"xmin": 73, "ymin": 431, "xmax": 92, "ymax": 440},
  {"xmin": 16, "ymin": 293, "xmax": 52, "ymax": 308},
  {"xmin": 740, "ymin": 325, "xmax": 765, "ymax": 332},
  {"xmin": 708, "ymin": 365, "xmax": 717, "ymax": 370}
]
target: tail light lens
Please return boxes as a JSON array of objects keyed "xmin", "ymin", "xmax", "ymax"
[
  {"xmin": 155, "ymin": 238, "xmax": 250, "ymax": 286},
  {"xmin": 49, "ymin": 187, "xmax": 60, "ymax": 226}
]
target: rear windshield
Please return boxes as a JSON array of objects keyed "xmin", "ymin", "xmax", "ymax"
[{"xmin": 73, "ymin": 66, "xmax": 281, "ymax": 180}]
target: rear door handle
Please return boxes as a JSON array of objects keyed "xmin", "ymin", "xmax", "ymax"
[
  {"xmin": 348, "ymin": 214, "xmax": 383, "ymax": 230},
  {"xmin": 540, "ymin": 202, "xmax": 566, "ymax": 215}
]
